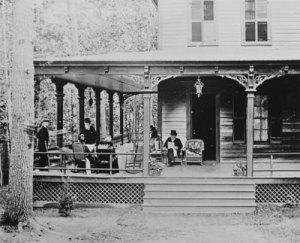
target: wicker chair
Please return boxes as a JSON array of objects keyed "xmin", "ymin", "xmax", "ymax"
[
  {"xmin": 184, "ymin": 139, "xmax": 204, "ymax": 165},
  {"xmin": 72, "ymin": 142, "xmax": 91, "ymax": 174}
]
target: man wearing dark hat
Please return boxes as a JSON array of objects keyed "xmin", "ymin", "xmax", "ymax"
[
  {"xmin": 163, "ymin": 130, "xmax": 183, "ymax": 166},
  {"xmin": 79, "ymin": 118, "xmax": 98, "ymax": 147},
  {"xmin": 36, "ymin": 118, "xmax": 51, "ymax": 169}
]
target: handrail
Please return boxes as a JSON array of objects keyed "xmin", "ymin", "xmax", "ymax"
[
  {"xmin": 34, "ymin": 151, "xmax": 143, "ymax": 175},
  {"xmin": 253, "ymin": 151, "xmax": 300, "ymax": 176},
  {"xmin": 253, "ymin": 152, "xmax": 300, "ymax": 156}
]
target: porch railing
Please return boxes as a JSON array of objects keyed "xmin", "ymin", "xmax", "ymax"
[
  {"xmin": 253, "ymin": 152, "xmax": 300, "ymax": 176},
  {"xmin": 34, "ymin": 151, "xmax": 143, "ymax": 175}
]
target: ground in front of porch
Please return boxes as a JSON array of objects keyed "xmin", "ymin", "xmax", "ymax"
[{"xmin": 1, "ymin": 205, "xmax": 300, "ymax": 243}]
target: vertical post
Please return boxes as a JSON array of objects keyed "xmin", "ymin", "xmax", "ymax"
[
  {"xmin": 143, "ymin": 66, "xmax": 151, "ymax": 177},
  {"xmin": 246, "ymin": 91, "xmax": 255, "ymax": 177},
  {"xmin": 119, "ymin": 93, "xmax": 124, "ymax": 145},
  {"xmin": 76, "ymin": 85, "xmax": 85, "ymax": 132},
  {"xmin": 54, "ymin": 80, "xmax": 65, "ymax": 148},
  {"xmin": 108, "ymin": 91, "xmax": 114, "ymax": 140},
  {"xmin": 270, "ymin": 154, "xmax": 274, "ymax": 177},
  {"xmin": 94, "ymin": 88, "xmax": 101, "ymax": 142}
]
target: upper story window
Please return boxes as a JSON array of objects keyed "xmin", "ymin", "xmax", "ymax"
[
  {"xmin": 244, "ymin": 0, "xmax": 270, "ymax": 44},
  {"xmin": 189, "ymin": 0, "xmax": 217, "ymax": 46}
]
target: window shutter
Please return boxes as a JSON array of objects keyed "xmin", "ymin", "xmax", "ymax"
[
  {"xmin": 192, "ymin": 0, "xmax": 202, "ymax": 21},
  {"xmin": 256, "ymin": 0, "xmax": 268, "ymax": 19}
]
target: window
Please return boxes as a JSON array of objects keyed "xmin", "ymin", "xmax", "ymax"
[
  {"xmin": 244, "ymin": 0, "xmax": 269, "ymax": 43},
  {"xmin": 233, "ymin": 94, "xmax": 282, "ymax": 143},
  {"xmin": 233, "ymin": 94, "xmax": 246, "ymax": 142},
  {"xmin": 269, "ymin": 94, "xmax": 282, "ymax": 141},
  {"xmin": 189, "ymin": 0, "xmax": 216, "ymax": 45},
  {"xmin": 254, "ymin": 95, "xmax": 268, "ymax": 142}
]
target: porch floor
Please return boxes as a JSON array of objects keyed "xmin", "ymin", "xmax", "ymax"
[
  {"xmin": 161, "ymin": 162, "xmax": 300, "ymax": 178},
  {"xmin": 33, "ymin": 143, "xmax": 300, "ymax": 178}
]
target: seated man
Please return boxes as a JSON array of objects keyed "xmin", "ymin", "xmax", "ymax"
[
  {"xmin": 79, "ymin": 118, "xmax": 98, "ymax": 152},
  {"xmin": 163, "ymin": 130, "xmax": 183, "ymax": 167}
]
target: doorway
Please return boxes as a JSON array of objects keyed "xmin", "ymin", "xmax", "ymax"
[{"xmin": 192, "ymin": 94, "xmax": 216, "ymax": 161}]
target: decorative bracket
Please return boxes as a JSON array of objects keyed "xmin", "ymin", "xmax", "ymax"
[
  {"xmin": 64, "ymin": 66, "xmax": 69, "ymax": 74},
  {"xmin": 220, "ymin": 69, "xmax": 282, "ymax": 91},
  {"xmin": 220, "ymin": 74, "xmax": 248, "ymax": 88},
  {"xmin": 179, "ymin": 66, "xmax": 184, "ymax": 74},
  {"xmin": 104, "ymin": 66, "xmax": 109, "ymax": 74},
  {"xmin": 151, "ymin": 75, "xmax": 178, "ymax": 88}
]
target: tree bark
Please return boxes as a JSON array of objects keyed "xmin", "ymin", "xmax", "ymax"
[{"xmin": 5, "ymin": 0, "xmax": 34, "ymax": 225}]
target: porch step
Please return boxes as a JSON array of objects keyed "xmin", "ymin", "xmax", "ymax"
[{"xmin": 143, "ymin": 178, "xmax": 256, "ymax": 213}]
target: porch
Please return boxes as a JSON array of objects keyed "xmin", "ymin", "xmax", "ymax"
[{"xmin": 33, "ymin": 48, "xmax": 300, "ymax": 178}]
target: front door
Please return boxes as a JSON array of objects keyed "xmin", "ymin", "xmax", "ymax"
[{"xmin": 192, "ymin": 94, "xmax": 216, "ymax": 160}]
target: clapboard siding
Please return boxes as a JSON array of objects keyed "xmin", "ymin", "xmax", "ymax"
[
  {"xmin": 159, "ymin": 79, "xmax": 187, "ymax": 140},
  {"xmin": 158, "ymin": 0, "xmax": 300, "ymax": 50}
]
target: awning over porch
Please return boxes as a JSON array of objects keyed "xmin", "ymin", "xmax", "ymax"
[{"xmin": 34, "ymin": 47, "xmax": 300, "ymax": 92}]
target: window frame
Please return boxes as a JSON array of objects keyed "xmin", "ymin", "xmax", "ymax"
[
  {"xmin": 253, "ymin": 95, "xmax": 269, "ymax": 143},
  {"xmin": 188, "ymin": 0, "xmax": 218, "ymax": 47},
  {"xmin": 241, "ymin": 0, "xmax": 272, "ymax": 46}
]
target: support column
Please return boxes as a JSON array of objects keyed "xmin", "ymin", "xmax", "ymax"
[
  {"xmin": 143, "ymin": 66, "xmax": 151, "ymax": 177},
  {"xmin": 76, "ymin": 85, "xmax": 85, "ymax": 132},
  {"xmin": 246, "ymin": 91, "xmax": 255, "ymax": 177},
  {"xmin": 94, "ymin": 88, "xmax": 101, "ymax": 142},
  {"xmin": 54, "ymin": 80, "xmax": 65, "ymax": 148},
  {"xmin": 108, "ymin": 91, "xmax": 114, "ymax": 140},
  {"xmin": 119, "ymin": 93, "xmax": 124, "ymax": 145}
]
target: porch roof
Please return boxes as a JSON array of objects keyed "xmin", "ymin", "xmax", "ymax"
[
  {"xmin": 34, "ymin": 48, "xmax": 300, "ymax": 92},
  {"xmin": 35, "ymin": 48, "xmax": 300, "ymax": 63}
]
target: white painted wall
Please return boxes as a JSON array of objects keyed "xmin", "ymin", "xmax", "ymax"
[{"xmin": 158, "ymin": 0, "xmax": 300, "ymax": 50}]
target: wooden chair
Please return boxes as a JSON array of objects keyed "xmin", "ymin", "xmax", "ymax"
[
  {"xmin": 183, "ymin": 139, "xmax": 204, "ymax": 165},
  {"xmin": 72, "ymin": 143, "xmax": 91, "ymax": 174},
  {"xmin": 125, "ymin": 141, "xmax": 143, "ymax": 174}
]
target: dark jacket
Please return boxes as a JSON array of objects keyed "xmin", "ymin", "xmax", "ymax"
[
  {"xmin": 164, "ymin": 137, "xmax": 183, "ymax": 156},
  {"xmin": 79, "ymin": 126, "xmax": 98, "ymax": 144},
  {"xmin": 36, "ymin": 126, "xmax": 49, "ymax": 151}
]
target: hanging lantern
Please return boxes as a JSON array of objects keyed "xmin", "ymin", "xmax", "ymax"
[
  {"xmin": 194, "ymin": 76, "xmax": 204, "ymax": 98},
  {"xmin": 88, "ymin": 88, "xmax": 93, "ymax": 107}
]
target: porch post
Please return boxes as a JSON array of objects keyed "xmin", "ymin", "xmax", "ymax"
[
  {"xmin": 54, "ymin": 80, "xmax": 65, "ymax": 148},
  {"xmin": 246, "ymin": 91, "xmax": 255, "ymax": 177},
  {"xmin": 143, "ymin": 67, "xmax": 150, "ymax": 177},
  {"xmin": 94, "ymin": 88, "xmax": 101, "ymax": 142},
  {"xmin": 108, "ymin": 91, "xmax": 114, "ymax": 140},
  {"xmin": 76, "ymin": 85, "xmax": 85, "ymax": 132},
  {"xmin": 119, "ymin": 93, "xmax": 124, "ymax": 145}
]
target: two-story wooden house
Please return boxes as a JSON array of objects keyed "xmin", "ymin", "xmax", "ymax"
[
  {"xmin": 155, "ymin": 0, "xmax": 300, "ymax": 169},
  {"xmin": 33, "ymin": 0, "xmax": 300, "ymax": 211}
]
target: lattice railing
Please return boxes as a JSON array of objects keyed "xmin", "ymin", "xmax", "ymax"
[
  {"xmin": 33, "ymin": 182, "xmax": 144, "ymax": 204},
  {"xmin": 256, "ymin": 184, "xmax": 300, "ymax": 203}
]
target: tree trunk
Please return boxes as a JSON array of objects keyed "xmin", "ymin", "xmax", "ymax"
[{"xmin": 5, "ymin": 0, "xmax": 34, "ymax": 225}]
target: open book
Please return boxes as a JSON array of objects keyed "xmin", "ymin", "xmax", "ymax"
[{"xmin": 168, "ymin": 142, "xmax": 177, "ymax": 157}]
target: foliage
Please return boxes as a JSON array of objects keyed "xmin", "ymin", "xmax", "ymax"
[
  {"xmin": 58, "ymin": 179, "xmax": 76, "ymax": 217},
  {"xmin": 33, "ymin": 0, "xmax": 158, "ymax": 143}
]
